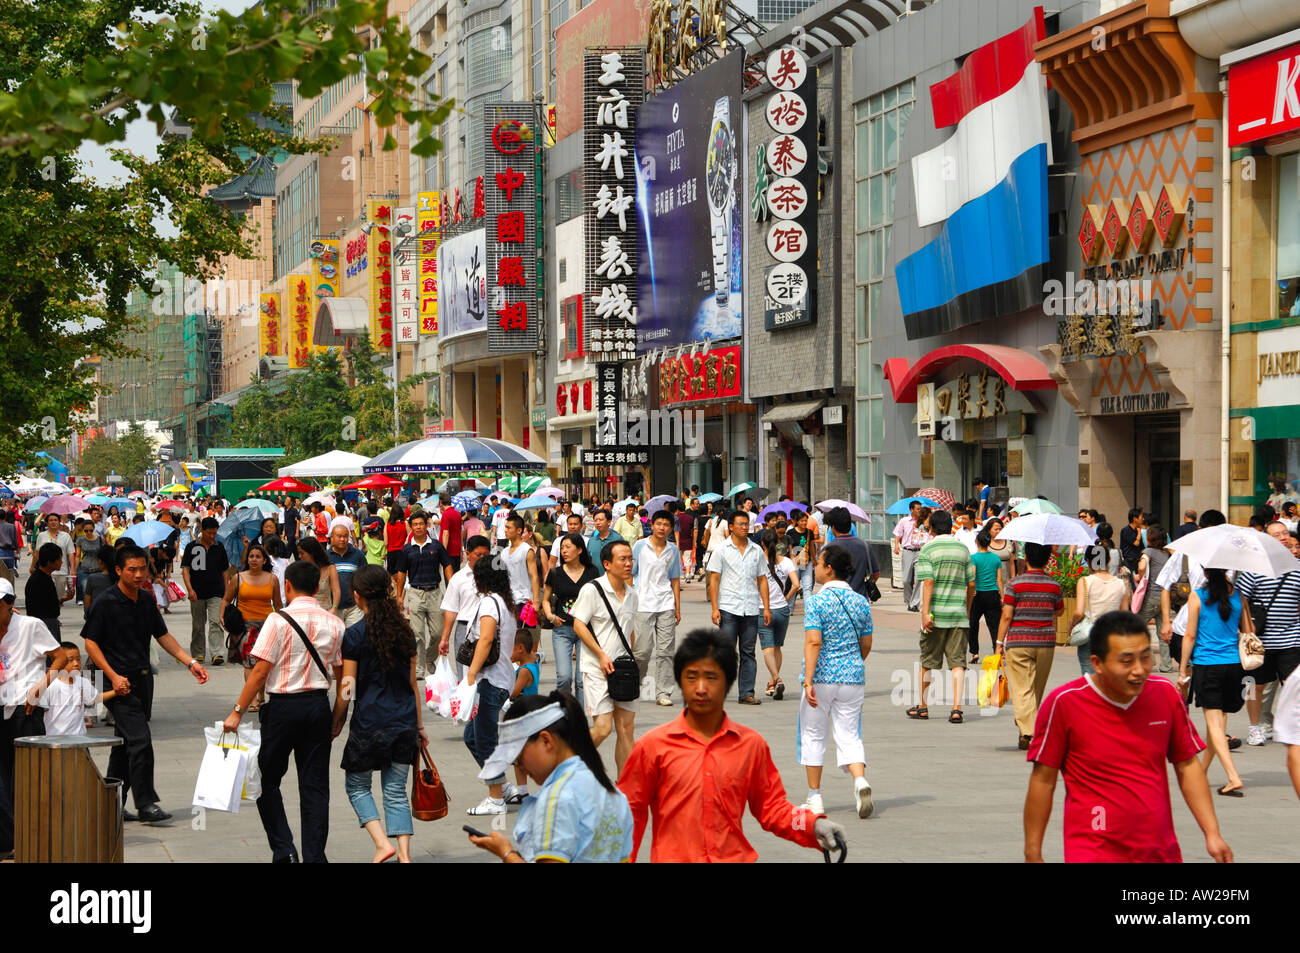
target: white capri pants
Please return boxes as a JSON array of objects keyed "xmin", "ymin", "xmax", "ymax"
[{"xmin": 798, "ymin": 682, "xmax": 865, "ymax": 769}]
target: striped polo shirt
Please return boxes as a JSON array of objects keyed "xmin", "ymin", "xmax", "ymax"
[
  {"xmin": 915, "ymin": 535, "xmax": 975, "ymax": 628},
  {"xmin": 1234, "ymin": 570, "xmax": 1300, "ymax": 649},
  {"xmin": 1002, "ymin": 569, "xmax": 1063, "ymax": 648}
]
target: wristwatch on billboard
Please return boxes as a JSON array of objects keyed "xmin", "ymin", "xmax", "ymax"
[{"xmin": 705, "ymin": 95, "xmax": 737, "ymax": 310}]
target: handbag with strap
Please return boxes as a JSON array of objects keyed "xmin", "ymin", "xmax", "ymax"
[
  {"xmin": 589, "ymin": 581, "xmax": 640, "ymax": 702},
  {"xmin": 275, "ymin": 609, "xmax": 331, "ymax": 680},
  {"xmin": 455, "ymin": 596, "xmax": 501, "ymax": 668},
  {"xmin": 411, "ymin": 739, "xmax": 450, "ymax": 821},
  {"xmin": 1239, "ymin": 629, "xmax": 1265, "ymax": 671},
  {"xmin": 223, "ymin": 577, "xmax": 246, "ymax": 657}
]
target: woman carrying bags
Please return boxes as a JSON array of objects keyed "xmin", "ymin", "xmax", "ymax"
[
  {"xmin": 221, "ymin": 542, "xmax": 282, "ymax": 708},
  {"xmin": 542, "ymin": 532, "xmax": 599, "ymax": 707},
  {"xmin": 465, "ymin": 690, "xmax": 632, "ymax": 863},
  {"xmin": 331, "ymin": 565, "xmax": 424, "ymax": 863}
]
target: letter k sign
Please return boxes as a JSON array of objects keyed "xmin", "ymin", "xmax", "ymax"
[{"xmin": 1274, "ymin": 56, "xmax": 1300, "ymax": 124}]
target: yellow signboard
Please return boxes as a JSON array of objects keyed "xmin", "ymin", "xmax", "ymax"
[
  {"xmin": 310, "ymin": 238, "xmax": 339, "ymax": 354},
  {"xmin": 259, "ymin": 292, "xmax": 282, "ymax": 357},
  {"xmin": 287, "ymin": 275, "xmax": 312, "ymax": 368},
  {"xmin": 417, "ymin": 190, "xmax": 441, "ymax": 335}
]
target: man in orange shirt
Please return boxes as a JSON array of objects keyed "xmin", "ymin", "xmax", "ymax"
[{"xmin": 618, "ymin": 629, "xmax": 846, "ymax": 862}]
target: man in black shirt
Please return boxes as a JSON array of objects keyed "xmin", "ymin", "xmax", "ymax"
[
  {"xmin": 820, "ymin": 507, "xmax": 880, "ymax": 599},
  {"xmin": 284, "ymin": 498, "xmax": 300, "ymax": 541},
  {"xmin": 182, "ymin": 517, "xmax": 231, "ymax": 664},
  {"xmin": 25, "ymin": 543, "xmax": 72, "ymax": 640},
  {"xmin": 83, "ymin": 545, "xmax": 209, "ymax": 823},
  {"xmin": 394, "ymin": 512, "xmax": 452, "ymax": 677},
  {"xmin": 1171, "ymin": 510, "xmax": 1198, "ymax": 541},
  {"xmin": 1119, "ymin": 507, "xmax": 1144, "ymax": 573}
]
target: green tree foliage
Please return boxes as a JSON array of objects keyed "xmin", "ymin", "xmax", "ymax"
[
  {"xmin": 223, "ymin": 341, "xmax": 431, "ymax": 464},
  {"xmin": 0, "ymin": 0, "xmax": 451, "ymax": 472},
  {"xmin": 77, "ymin": 423, "xmax": 159, "ymax": 485}
]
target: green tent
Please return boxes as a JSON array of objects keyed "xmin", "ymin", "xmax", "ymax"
[{"xmin": 494, "ymin": 474, "xmax": 548, "ymax": 496}]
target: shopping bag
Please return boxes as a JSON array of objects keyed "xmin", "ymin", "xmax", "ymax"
[
  {"xmin": 202, "ymin": 723, "xmax": 261, "ymax": 802},
  {"xmin": 426, "ymin": 655, "xmax": 459, "ymax": 720},
  {"xmin": 193, "ymin": 728, "xmax": 249, "ymax": 814},
  {"xmin": 993, "ymin": 656, "xmax": 1010, "ymax": 708},
  {"xmin": 167, "ymin": 581, "xmax": 187, "ymax": 602},
  {"xmin": 977, "ymin": 654, "xmax": 1010, "ymax": 709},
  {"xmin": 448, "ymin": 678, "xmax": 479, "ymax": 724}
]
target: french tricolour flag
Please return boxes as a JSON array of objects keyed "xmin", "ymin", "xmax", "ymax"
[{"xmin": 895, "ymin": 8, "xmax": 1051, "ymax": 340}]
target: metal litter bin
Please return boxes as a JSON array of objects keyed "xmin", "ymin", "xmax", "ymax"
[{"xmin": 14, "ymin": 735, "xmax": 123, "ymax": 863}]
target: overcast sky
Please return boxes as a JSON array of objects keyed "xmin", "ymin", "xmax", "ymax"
[{"xmin": 78, "ymin": 0, "xmax": 258, "ymax": 190}]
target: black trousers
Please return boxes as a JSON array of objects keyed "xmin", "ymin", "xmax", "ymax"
[
  {"xmin": 968, "ymin": 590, "xmax": 1002, "ymax": 655},
  {"xmin": 105, "ymin": 671, "xmax": 158, "ymax": 810},
  {"xmin": 0, "ymin": 708, "xmax": 47, "ymax": 852},
  {"xmin": 256, "ymin": 691, "xmax": 332, "ymax": 863}
]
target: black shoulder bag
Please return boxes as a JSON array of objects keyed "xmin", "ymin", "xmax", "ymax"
[
  {"xmin": 276, "ymin": 609, "xmax": 331, "ymax": 679},
  {"xmin": 589, "ymin": 582, "xmax": 640, "ymax": 702},
  {"xmin": 455, "ymin": 596, "xmax": 501, "ymax": 668}
]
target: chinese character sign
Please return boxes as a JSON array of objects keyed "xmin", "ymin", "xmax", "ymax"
[
  {"xmin": 760, "ymin": 45, "xmax": 818, "ymax": 331},
  {"xmin": 366, "ymin": 200, "xmax": 393, "ymax": 348},
  {"xmin": 287, "ymin": 275, "xmax": 312, "ymax": 369},
  {"xmin": 259, "ymin": 292, "xmax": 281, "ymax": 357},
  {"xmin": 585, "ymin": 49, "xmax": 643, "ymax": 363},
  {"xmin": 417, "ymin": 190, "xmax": 441, "ymax": 335},
  {"xmin": 485, "ymin": 104, "xmax": 539, "ymax": 354},
  {"xmin": 394, "ymin": 205, "xmax": 418, "ymax": 344},
  {"xmin": 657, "ymin": 345, "xmax": 741, "ymax": 406}
]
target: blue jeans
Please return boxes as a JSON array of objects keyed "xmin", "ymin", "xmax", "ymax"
[
  {"xmin": 551, "ymin": 624, "xmax": 584, "ymax": 709},
  {"xmin": 464, "ymin": 681, "xmax": 509, "ymax": 786},
  {"xmin": 345, "ymin": 762, "xmax": 413, "ymax": 836},
  {"xmin": 1076, "ymin": 642, "xmax": 1093, "ymax": 676},
  {"xmin": 798, "ymin": 563, "xmax": 814, "ymax": 603},
  {"xmin": 719, "ymin": 610, "xmax": 759, "ymax": 700},
  {"xmin": 758, "ymin": 605, "xmax": 791, "ymax": 649},
  {"xmin": 76, "ymin": 567, "xmax": 90, "ymax": 602}
]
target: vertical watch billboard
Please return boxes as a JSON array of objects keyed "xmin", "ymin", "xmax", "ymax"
[
  {"xmin": 485, "ymin": 104, "xmax": 539, "ymax": 354},
  {"xmin": 366, "ymin": 200, "xmax": 393, "ymax": 348},
  {"xmin": 309, "ymin": 238, "xmax": 339, "ymax": 352},
  {"xmin": 584, "ymin": 48, "xmax": 642, "ymax": 363},
  {"xmin": 635, "ymin": 50, "xmax": 744, "ymax": 352},
  {"xmin": 761, "ymin": 46, "xmax": 817, "ymax": 331},
  {"xmin": 417, "ymin": 190, "xmax": 441, "ymax": 335}
]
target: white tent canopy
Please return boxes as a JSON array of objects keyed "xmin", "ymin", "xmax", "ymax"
[{"xmin": 278, "ymin": 450, "xmax": 370, "ymax": 478}]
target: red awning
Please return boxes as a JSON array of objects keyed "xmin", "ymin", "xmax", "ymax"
[{"xmin": 883, "ymin": 344, "xmax": 1057, "ymax": 403}]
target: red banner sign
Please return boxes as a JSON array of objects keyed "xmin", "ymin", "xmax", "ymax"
[
  {"xmin": 1229, "ymin": 40, "xmax": 1300, "ymax": 146},
  {"xmin": 659, "ymin": 345, "xmax": 742, "ymax": 406}
]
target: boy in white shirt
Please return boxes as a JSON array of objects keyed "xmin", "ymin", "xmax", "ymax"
[{"xmin": 38, "ymin": 643, "xmax": 116, "ymax": 735}]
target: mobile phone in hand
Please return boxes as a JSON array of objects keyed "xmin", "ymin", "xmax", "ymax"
[{"xmin": 463, "ymin": 824, "xmax": 489, "ymax": 838}]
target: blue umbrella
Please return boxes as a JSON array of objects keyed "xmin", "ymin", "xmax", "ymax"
[
  {"xmin": 122, "ymin": 521, "xmax": 175, "ymax": 547},
  {"xmin": 726, "ymin": 482, "xmax": 756, "ymax": 497},
  {"xmin": 233, "ymin": 498, "xmax": 278, "ymax": 517},
  {"xmin": 83, "ymin": 494, "xmax": 111, "ymax": 506},
  {"xmin": 886, "ymin": 496, "xmax": 945, "ymax": 515},
  {"xmin": 513, "ymin": 494, "xmax": 559, "ymax": 511},
  {"xmin": 0, "ymin": 485, "xmax": 12, "ymax": 499},
  {"xmin": 698, "ymin": 492, "xmax": 723, "ymax": 504},
  {"xmin": 451, "ymin": 496, "xmax": 481, "ymax": 514}
]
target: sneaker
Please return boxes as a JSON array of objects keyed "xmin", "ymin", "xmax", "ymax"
[
  {"xmin": 854, "ymin": 777, "xmax": 874, "ymax": 819},
  {"xmin": 1247, "ymin": 725, "xmax": 1266, "ymax": 746},
  {"xmin": 1264, "ymin": 724, "xmax": 1275, "ymax": 742},
  {"xmin": 804, "ymin": 793, "xmax": 825, "ymax": 816},
  {"xmin": 466, "ymin": 797, "xmax": 506, "ymax": 816},
  {"xmin": 503, "ymin": 784, "xmax": 527, "ymax": 805},
  {"xmin": 656, "ymin": 695, "xmax": 673, "ymax": 707},
  {"xmin": 535, "ymin": 650, "xmax": 546, "ymax": 665}
]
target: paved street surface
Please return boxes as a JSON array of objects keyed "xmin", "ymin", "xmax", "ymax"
[{"xmin": 26, "ymin": 569, "xmax": 1297, "ymax": 863}]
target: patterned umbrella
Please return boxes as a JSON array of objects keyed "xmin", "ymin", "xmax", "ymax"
[{"xmin": 916, "ymin": 487, "xmax": 958, "ymax": 510}]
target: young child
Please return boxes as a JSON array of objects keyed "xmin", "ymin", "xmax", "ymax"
[
  {"xmin": 362, "ymin": 519, "xmax": 387, "ymax": 567},
  {"xmin": 149, "ymin": 547, "xmax": 172, "ymax": 613},
  {"xmin": 502, "ymin": 629, "xmax": 540, "ymax": 805},
  {"xmin": 38, "ymin": 643, "xmax": 115, "ymax": 735}
]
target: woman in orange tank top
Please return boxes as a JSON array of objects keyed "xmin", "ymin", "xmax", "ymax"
[{"xmin": 220, "ymin": 543, "xmax": 283, "ymax": 711}]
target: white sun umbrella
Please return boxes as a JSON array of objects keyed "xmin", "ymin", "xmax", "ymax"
[
  {"xmin": 995, "ymin": 513, "xmax": 1096, "ymax": 547},
  {"xmin": 1168, "ymin": 524, "xmax": 1300, "ymax": 578},
  {"xmin": 535, "ymin": 486, "xmax": 566, "ymax": 500}
]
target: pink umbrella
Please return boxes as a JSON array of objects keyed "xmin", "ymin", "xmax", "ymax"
[
  {"xmin": 38, "ymin": 496, "xmax": 88, "ymax": 517},
  {"xmin": 815, "ymin": 499, "xmax": 870, "ymax": 523},
  {"xmin": 155, "ymin": 500, "xmax": 189, "ymax": 510},
  {"xmin": 535, "ymin": 486, "xmax": 566, "ymax": 500}
]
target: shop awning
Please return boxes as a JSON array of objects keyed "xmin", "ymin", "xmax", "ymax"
[
  {"xmin": 313, "ymin": 297, "xmax": 369, "ymax": 346},
  {"xmin": 762, "ymin": 399, "xmax": 825, "ymax": 423},
  {"xmin": 883, "ymin": 344, "xmax": 1058, "ymax": 403}
]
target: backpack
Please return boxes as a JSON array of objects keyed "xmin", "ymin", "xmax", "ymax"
[{"xmin": 1167, "ymin": 557, "xmax": 1191, "ymax": 614}]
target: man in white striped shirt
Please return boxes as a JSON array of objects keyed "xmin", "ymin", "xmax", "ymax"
[
  {"xmin": 1234, "ymin": 522, "xmax": 1300, "ymax": 746},
  {"xmin": 223, "ymin": 559, "xmax": 344, "ymax": 863}
]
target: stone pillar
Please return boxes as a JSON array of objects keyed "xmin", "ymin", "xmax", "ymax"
[
  {"xmin": 1007, "ymin": 433, "xmax": 1037, "ymax": 502},
  {"xmin": 500, "ymin": 359, "xmax": 525, "ymax": 448},
  {"xmin": 931, "ymin": 437, "xmax": 962, "ymax": 498}
]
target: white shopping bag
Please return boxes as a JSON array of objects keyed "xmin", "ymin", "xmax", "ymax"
[
  {"xmin": 193, "ymin": 727, "xmax": 248, "ymax": 814},
  {"xmin": 201, "ymin": 723, "xmax": 262, "ymax": 799},
  {"xmin": 426, "ymin": 655, "xmax": 459, "ymax": 720},
  {"xmin": 449, "ymin": 678, "xmax": 479, "ymax": 725}
]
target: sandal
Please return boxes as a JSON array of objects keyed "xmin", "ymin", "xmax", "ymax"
[
  {"xmin": 1217, "ymin": 784, "xmax": 1244, "ymax": 798},
  {"xmin": 774, "ymin": 679, "xmax": 785, "ymax": 701},
  {"xmin": 948, "ymin": 708, "xmax": 964, "ymax": 724},
  {"xmin": 765, "ymin": 680, "xmax": 777, "ymax": 697},
  {"xmin": 906, "ymin": 705, "xmax": 929, "ymax": 720}
]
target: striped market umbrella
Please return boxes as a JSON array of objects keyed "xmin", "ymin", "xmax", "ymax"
[
  {"xmin": 364, "ymin": 436, "xmax": 546, "ymax": 474},
  {"xmin": 916, "ymin": 487, "xmax": 958, "ymax": 510}
]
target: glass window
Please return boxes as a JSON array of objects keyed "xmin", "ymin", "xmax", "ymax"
[
  {"xmin": 856, "ymin": 398, "xmax": 871, "ymax": 450},
  {"xmin": 869, "ymin": 283, "xmax": 881, "ymax": 328},
  {"xmin": 869, "ymin": 92, "xmax": 883, "ymax": 114},
  {"xmin": 856, "ymin": 286, "xmax": 869, "ymax": 339},
  {"xmin": 870, "ymin": 399, "xmax": 883, "ymax": 452},
  {"xmin": 871, "ymin": 361, "xmax": 883, "ymax": 397},
  {"xmin": 856, "ymin": 343, "xmax": 871, "ymax": 395},
  {"xmin": 869, "ymin": 175, "xmax": 883, "ymax": 228},
  {"xmin": 883, "ymin": 85, "xmax": 896, "ymax": 110},
  {"xmin": 855, "ymin": 180, "xmax": 870, "ymax": 231},
  {"xmin": 884, "ymin": 110, "xmax": 899, "ymax": 167},
  {"xmin": 855, "ymin": 122, "xmax": 870, "ymax": 178},
  {"xmin": 870, "ymin": 116, "xmax": 883, "ymax": 172},
  {"xmin": 869, "ymin": 230, "xmax": 883, "ymax": 280},
  {"xmin": 856, "ymin": 233, "xmax": 869, "ymax": 279},
  {"xmin": 869, "ymin": 457, "xmax": 881, "ymax": 491}
]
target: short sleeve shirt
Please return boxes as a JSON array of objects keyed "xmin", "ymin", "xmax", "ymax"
[
  {"xmin": 0, "ymin": 614, "xmax": 60, "ymax": 716},
  {"xmin": 462, "ymin": 592, "xmax": 517, "ymax": 692},
  {"xmin": 571, "ymin": 576, "xmax": 638, "ymax": 679},
  {"xmin": 1234, "ymin": 570, "xmax": 1300, "ymax": 649},
  {"xmin": 802, "ymin": 581, "xmax": 870, "ymax": 685},
  {"xmin": 915, "ymin": 536, "xmax": 975, "ymax": 628},
  {"xmin": 342, "ymin": 620, "xmax": 416, "ymax": 736},
  {"xmin": 1002, "ymin": 570, "xmax": 1063, "ymax": 647},
  {"xmin": 513, "ymin": 756, "xmax": 634, "ymax": 863},
  {"xmin": 80, "ymin": 585, "xmax": 169, "ymax": 676},
  {"xmin": 181, "ymin": 541, "xmax": 230, "ymax": 599},
  {"xmin": 1029, "ymin": 675, "xmax": 1204, "ymax": 862},
  {"xmin": 630, "ymin": 538, "xmax": 680, "ymax": 613},
  {"xmin": 41, "ymin": 674, "xmax": 99, "ymax": 735},
  {"xmin": 328, "ymin": 545, "xmax": 367, "ymax": 608}
]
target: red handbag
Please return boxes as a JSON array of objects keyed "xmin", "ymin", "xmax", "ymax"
[{"xmin": 412, "ymin": 740, "xmax": 449, "ymax": 821}]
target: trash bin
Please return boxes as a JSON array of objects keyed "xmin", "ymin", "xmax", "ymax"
[{"xmin": 14, "ymin": 735, "xmax": 123, "ymax": 863}]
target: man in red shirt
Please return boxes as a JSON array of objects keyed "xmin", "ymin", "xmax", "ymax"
[
  {"xmin": 438, "ymin": 492, "xmax": 464, "ymax": 572},
  {"xmin": 1024, "ymin": 610, "xmax": 1232, "ymax": 863},
  {"xmin": 618, "ymin": 629, "xmax": 846, "ymax": 862}
]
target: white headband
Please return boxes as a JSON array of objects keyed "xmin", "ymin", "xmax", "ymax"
[{"xmin": 477, "ymin": 702, "xmax": 566, "ymax": 782}]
